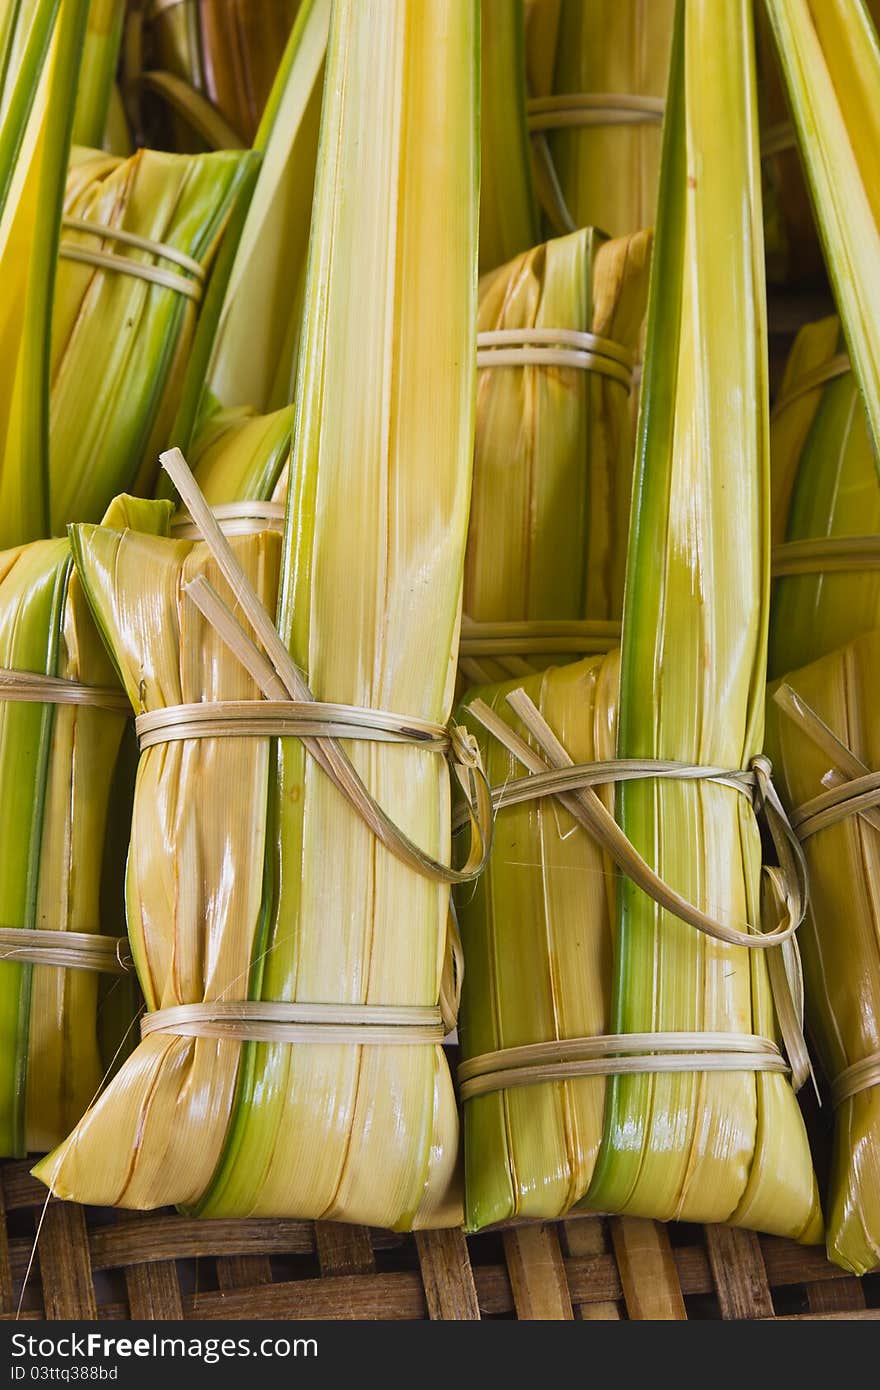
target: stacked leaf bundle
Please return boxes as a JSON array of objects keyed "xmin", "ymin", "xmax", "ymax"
[
  {"xmin": 457, "ymin": 652, "xmax": 619, "ymax": 1225},
  {"xmin": 456, "ymin": 0, "xmax": 820, "ymax": 1239},
  {"xmin": 522, "ymin": 0, "xmax": 675, "ymax": 242},
  {"xmin": 49, "ymin": 143, "xmax": 257, "ymax": 532},
  {"xmin": 0, "ymin": 496, "xmax": 165, "ymax": 1158},
  {"xmin": 767, "ymin": 632, "xmax": 880, "ymax": 1273},
  {"xmin": 36, "ymin": 0, "xmax": 478, "ymax": 1227},
  {"xmin": 461, "ymin": 224, "xmax": 650, "ymax": 689},
  {"xmin": 770, "ymin": 317, "xmax": 879, "ymax": 679},
  {"xmin": 128, "ymin": 0, "xmax": 300, "ymax": 149},
  {"xmin": 0, "ymin": 117, "xmax": 257, "ymax": 546}
]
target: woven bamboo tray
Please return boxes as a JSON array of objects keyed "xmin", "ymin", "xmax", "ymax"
[{"xmin": 1, "ymin": 1162, "xmax": 877, "ymax": 1321}]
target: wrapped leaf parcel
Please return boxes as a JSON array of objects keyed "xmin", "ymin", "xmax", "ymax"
[
  {"xmin": 0, "ymin": 496, "xmax": 168, "ymax": 1157},
  {"xmin": 456, "ymin": 0, "xmax": 820, "ymax": 1239},
  {"xmin": 35, "ymin": 0, "xmax": 478, "ymax": 1227},
  {"xmin": 457, "ymin": 653, "xmax": 619, "ymax": 1226},
  {"xmin": 768, "ymin": 632, "xmax": 880, "ymax": 1273},
  {"xmin": 770, "ymin": 318, "xmax": 880, "ymax": 678},
  {"xmin": 462, "ymin": 224, "xmax": 650, "ymax": 688},
  {"xmin": 48, "ymin": 141, "xmax": 258, "ymax": 532}
]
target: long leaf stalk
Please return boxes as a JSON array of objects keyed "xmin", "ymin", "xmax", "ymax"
[
  {"xmin": 202, "ymin": 0, "xmax": 329, "ymax": 416},
  {"xmin": 479, "ymin": 0, "xmax": 538, "ymax": 274},
  {"xmin": 585, "ymin": 0, "xmax": 817, "ymax": 1235},
  {"xmin": 72, "ymin": 0, "xmax": 125, "ymax": 148}
]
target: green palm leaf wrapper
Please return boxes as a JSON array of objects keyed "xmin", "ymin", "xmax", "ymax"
[
  {"xmin": 586, "ymin": 0, "xmax": 818, "ymax": 1236},
  {"xmin": 457, "ymin": 652, "xmax": 620, "ymax": 1226},
  {"xmin": 523, "ymin": 0, "xmax": 675, "ymax": 240},
  {"xmin": 764, "ymin": 0, "xmax": 880, "ymax": 463},
  {"xmin": 770, "ymin": 318, "xmax": 879, "ymax": 678},
  {"xmin": 183, "ymin": 404, "xmax": 293, "ymax": 510},
  {"xmin": 461, "ymin": 224, "xmax": 650, "ymax": 689},
  {"xmin": 45, "ymin": 141, "xmax": 258, "ymax": 536},
  {"xmin": 0, "ymin": 494, "xmax": 167, "ymax": 1159},
  {"xmin": 0, "ymin": 0, "xmax": 258, "ymax": 552},
  {"xmin": 766, "ymin": 631, "xmax": 880, "ymax": 1273},
  {"xmin": 35, "ymin": 0, "xmax": 478, "ymax": 1227}
]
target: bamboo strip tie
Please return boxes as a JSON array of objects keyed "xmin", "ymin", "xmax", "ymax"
[
  {"xmin": 0, "ymin": 667, "xmax": 130, "ymax": 713},
  {"xmin": 476, "ymin": 328, "xmax": 633, "ymax": 390},
  {"xmin": 458, "ymin": 1033, "xmax": 788, "ymax": 1102},
  {"xmin": 171, "ymin": 501, "xmax": 287, "ymax": 540},
  {"xmin": 458, "ymin": 686, "xmax": 812, "ymax": 1095},
  {"xmin": 159, "ymin": 447, "xmax": 492, "ymax": 889},
  {"xmin": 458, "ymin": 616, "xmax": 621, "ymax": 659},
  {"xmin": 58, "ymin": 217, "xmax": 205, "ymax": 301},
  {"xmin": 775, "ymin": 683, "xmax": 880, "ymax": 1107},
  {"xmin": 832, "ymin": 1055, "xmax": 880, "ymax": 1107},
  {"xmin": 526, "ymin": 93, "xmax": 664, "ymax": 234},
  {"xmin": 771, "ymin": 534, "xmax": 880, "ymax": 579},
  {"xmin": 467, "ymin": 691, "xmax": 806, "ymax": 953},
  {"xmin": 137, "ymin": 700, "xmax": 451, "ymax": 751},
  {"xmin": 141, "ymin": 1001, "xmax": 446, "ymax": 1046},
  {"xmin": 0, "ymin": 927, "xmax": 129, "ymax": 975},
  {"xmin": 526, "ymin": 93, "xmax": 665, "ymax": 132}
]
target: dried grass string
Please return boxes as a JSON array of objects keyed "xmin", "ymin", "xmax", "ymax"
[
  {"xmin": 526, "ymin": 93, "xmax": 664, "ymax": 235},
  {"xmin": 476, "ymin": 328, "xmax": 634, "ymax": 389},
  {"xmin": 771, "ymin": 534, "xmax": 880, "ymax": 579},
  {"xmin": 171, "ymin": 500, "xmax": 287, "ymax": 539},
  {"xmin": 58, "ymin": 217, "xmax": 205, "ymax": 300}
]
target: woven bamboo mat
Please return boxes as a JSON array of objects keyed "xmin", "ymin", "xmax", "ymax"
[{"xmin": 0, "ymin": 1162, "xmax": 877, "ymax": 1320}]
